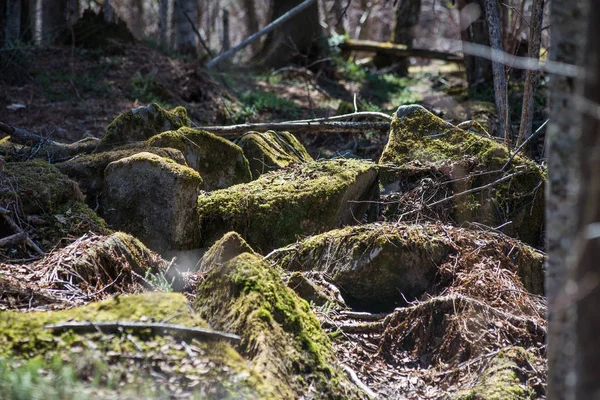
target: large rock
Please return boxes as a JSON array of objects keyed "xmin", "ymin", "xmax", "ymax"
[
  {"xmin": 56, "ymin": 147, "xmax": 186, "ymax": 208},
  {"xmin": 98, "ymin": 103, "xmax": 190, "ymax": 151},
  {"xmin": 272, "ymin": 223, "xmax": 545, "ymax": 310},
  {"xmin": 194, "ymin": 252, "xmax": 365, "ymax": 399},
  {"xmin": 147, "ymin": 127, "xmax": 252, "ymax": 190},
  {"xmin": 237, "ymin": 131, "xmax": 313, "ymax": 179},
  {"xmin": 379, "ymin": 105, "xmax": 545, "ymax": 247},
  {"xmin": 0, "ymin": 292, "xmax": 274, "ymax": 399},
  {"xmin": 196, "ymin": 159, "xmax": 378, "ymax": 252},
  {"xmin": 199, "ymin": 231, "xmax": 257, "ymax": 273},
  {"xmin": 0, "ymin": 160, "xmax": 109, "ymax": 251},
  {"xmin": 102, "ymin": 152, "xmax": 203, "ymax": 251}
]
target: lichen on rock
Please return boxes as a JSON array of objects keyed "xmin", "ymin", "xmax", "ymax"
[
  {"xmin": 102, "ymin": 152, "xmax": 202, "ymax": 252},
  {"xmin": 237, "ymin": 130, "xmax": 313, "ymax": 179},
  {"xmin": 196, "ymin": 159, "xmax": 378, "ymax": 252},
  {"xmin": 194, "ymin": 252, "xmax": 365, "ymax": 399},
  {"xmin": 98, "ymin": 103, "xmax": 190, "ymax": 151},
  {"xmin": 147, "ymin": 127, "xmax": 252, "ymax": 190},
  {"xmin": 378, "ymin": 104, "xmax": 545, "ymax": 247}
]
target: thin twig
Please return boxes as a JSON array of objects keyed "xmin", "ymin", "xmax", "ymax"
[{"xmin": 44, "ymin": 321, "xmax": 241, "ymax": 343}]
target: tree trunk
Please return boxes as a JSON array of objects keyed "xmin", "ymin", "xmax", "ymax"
[
  {"xmin": 457, "ymin": 0, "xmax": 493, "ymax": 93},
  {"xmin": 483, "ymin": 0, "xmax": 510, "ymax": 140},
  {"xmin": 66, "ymin": 0, "xmax": 78, "ymax": 25},
  {"xmin": 159, "ymin": 0, "xmax": 169, "ymax": 48},
  {"xmin": 516, "ymin": 0, "xmax": 544, "ymax": 146},
  {"xmin": 4, "ymin": 0, "xmax": 21, "ymax": 44},
  {"xmin": 256, "ymin": 0, "xmax": 322, "ymax": 68},
  {"xmin": 546, "ymin": 0, "xmax": 588, "ymax": 399},
  {"xmin": 175, "ymin": 0, "xmax": 197, "ymax": 54},
  {"xmin": 130, "ymin": 0, "xmax": 145, "ymax": 39},
  {"xmin": 242, "ymin": 0, "xmax": 259, "ymax": 52},
  {"xmin": 373, "ymin": 0, "xmax": 421, "ymax": 74},
  {"xmin": 330, "ymin": 0, "xmax": 347, "ymax": 34},
  {"xmin": 103, "ymin": 0, "xmax": 112, "ymax": 23},
  {"xmin": 221, "ymin": 9, "xmax": 230, "ymax": 52}
]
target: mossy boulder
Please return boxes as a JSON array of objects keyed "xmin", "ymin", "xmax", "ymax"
[
  {"xmin": 379, "ymin": 105, "xmax": 545, "ymax": 247},
  {"xmin": 102, "ymin": 152, "xmax": 203, "ymax": 252},
  {"xmin": 147, "ymin": 127, "xmax": 252, "ymax": 190},
  {"xmin": 199, "ymin": 231, "xmax": 257, "ymax": 273},
  {"xmin": 0, "ymin": 161, "xmax": 109, "ymax": 251},
  {"xmin": 455, "ymin": 347, "xmax": 538, "ymax": 399},
  {"xmin": 0, "ymin": 292, "xmax": 274, "ymax": 399},
  {"xmin": 56, "ymin": 147, "xmax": 186, "ymax": 208},
  {"xmin": 196, "ymin": 159, "xmax": 378, "ymax": 252},
  {"xmin": 98, "ymin": 103, "xmax": 190, "ymax": 151},
  {"xmin": 273, "ymin": 223, "xmax": 545, "ymax": 310},
  {"xmin": 237, "ymin": 131, "xmax": 313, "ymax": 179},
  {"xmin": 194, "ymin": 252, "xmax": 365, "ymax": 399}
]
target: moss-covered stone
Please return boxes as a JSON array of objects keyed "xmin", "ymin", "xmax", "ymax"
[
  {"xmin": 379, "ymin": 105, "xmax": 545, "ymax": 247},
  {"xmin": 194, "ymin": 252, "xmax": 365, "ymax": 399},
  {"xmin": 237, "ymin": 131, "xmax": 313, "ymax": 179},
  {"xmin": 98, "ymin": 103, "xmax": 190, "ymax": 151},
  {"xmin": 56, "ymin": 147, "xmax": 186, "ymax": 208},
  {"xmin": 286, "ymin": 272, "xmax": 338, "ymax": 308},
  {"xmin": 199, "ymin": 231, "xmax": 257, "ymax": 273},
  {"xmin": 196, "ymin": 159, "xmax": 378, "ymax": 252},
  {"xmin": 0, "ymin": 292, "xmax": 274, "ymax": 399},
  {"xmin": 102, "ymin": 152, "xmax": 203, "ymax": 252},
  {"xmin": 456, "ymin": 347, "xmax": 537, "ymax": 400},
  {"xmin": 147, "ymin": 127, "xmax": 252, "ymax": 190}
]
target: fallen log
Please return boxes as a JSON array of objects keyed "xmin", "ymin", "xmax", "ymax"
[{"xmin": 338, "ymin": 39, "xmax": 463, "ymax": 62}]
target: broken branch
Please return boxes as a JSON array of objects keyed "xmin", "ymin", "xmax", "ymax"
[{"xmin": 196, "ymin": 121, "xmax": 390, "ymax": 136}]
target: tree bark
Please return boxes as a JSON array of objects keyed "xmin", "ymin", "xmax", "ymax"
[
  {"xmin": 242, "ymin": 0, "xmax": 259, "ymax": 52},
  {"xmin": 159, "ymin": 0, "xmax": 169, "ymax": 48},
  {"xmin": 330, "ymin": 0, "xmax": 347, "ymax": 34},
  {"xmin": 546, "ymin": 0, "xmax": 588, "ymax": 399},
  {"xmin": 130, "ymin": 0, "xmax": 145, "ymax": 39},
  {"xmin": 221, "ymin": 9, "xmax": 230, "ymax": 52},
  {"xmin": 483, "ymin": 0, "xmax": 510, "ymax": 140},
  {"xmin": 4, "ymin": 0, "xmax": 21, "ymax": 44},
  {"xmin": 174, "ymin": 0, "xmax": 197, "ymax": 54},
  {"xmin": 516, "ymin": 0, "xmax": 544, "ymax": 146},
  {"xmin": 373, "ymin": 0, "xmax": 421, "ymax": 74},
  {"xmin": 256, "ymin": 0, "xmax": 322, "ymax": 68},
  {"xmin": 457, "ymin": 0, "xmax": 493, "ymax": 93}
]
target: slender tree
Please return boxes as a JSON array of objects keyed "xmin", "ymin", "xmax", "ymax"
[
  {"xmin": 242, "ymin": 0, "xmax": 260, "ymax": 52},
  {"xmin": 4, "ymin": 0, "xmax": 22, "ymax": 44},
  {"xmin": 130, "ymin": 0, "xmax": 145, "ymax": 38},
  {"xmin": 546, "ymin": 0, "xmax": 588, "ymax": 398}
]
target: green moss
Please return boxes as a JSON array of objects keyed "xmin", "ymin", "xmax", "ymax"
[
  {"xmin": 237, "ymin": 131, "xmax": 313, "ymax": 179},
  {"xmin": 99, "ymin": 103, "xmax": 190, "ymax": 150},
  {"xmin": 196, "ymin": 159, "xmax": 377, "ymax": 252},
  {"xmin": 456, "ymin": 347, "xmax": 537, "ymax": 400},
  {"xmin": 194, "ymin": 253, "xmax": 361, "ymax": 399},
  {"xmin": 379, "ymin": 106, "xmax": 545, "ymax": 247},
  {"xmin": 147, "ymin": 127, "xmax": 252, "ymax": 189},
  {"xmin": 0, "ymin": 293, "xmax": 273, "ymax": 399},
  {"xmin": 199, "ymin": 231, "xmax": 257, "ymax": 272}
]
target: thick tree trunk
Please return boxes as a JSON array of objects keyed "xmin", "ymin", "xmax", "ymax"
[
  {"xmin": 457, "ymin": 0, "xmax": 493, "ymax": 93},
  {"xmin": 256, "ymin": 0, "xmax": 322, "ymax": 68},
  {"xmin": 4, "ymin": 0, "xmax": 21, "ymax": 44},
  {"xmin": 373, "ymin": 0, "xmax": 421, "ymax": 74},
  {"xmin": 175, "ymin": 0, "xmax": 197, "ymax": 54},
  {"xmin": 546, "ymin": 1, "xmax": 588, "ymax": 399},
  {"xmin": 242, "ymin": 0, "xmax": 259, "ymax": 52},
  {"xmin": 516, "ymin": 0, "xmax": 544, "ymax": 146},
  {"xmin": 483, "ymin": 0, "xmax": 510, "ymax": 140},
  {"xmin": 221, "ymin": 9, "xmax": 230, "ymax": 52}
]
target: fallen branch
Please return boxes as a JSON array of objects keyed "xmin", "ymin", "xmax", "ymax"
[
  {"xmin": 341, "ymin": 364, "xmax": 377, "ymax": 399},
  {"xmin": 339, "ymin": 310, "xmax": 388, "ymax": 321},
  {"xmin": 206, "ymin": 0, "xmax": 317, "ymax": 68},
  {"xmin": 281, "ymin": 111, "xmax": 392, "ymax": 123},
  {"xmin": 0, "ymin": 206, "xmax": 44, "ymax": 255},
  {"xmin": 44, "ymin": 321, "xmax": 241, "ymax": 344},
  {"xmin": 0, "ymin": 232, "xmax": 27, "ymax": 248},
  {"xmin": 338, "ymin": 39, "xmax": 463, "ymax": 62},
  {"xmin": 0, "ymin": 121, "xmax": 56, "ymax": 146},
  {"xmin": 196, "ymin": 121, "xmax": 390, "ymax": 136},
  {"xmin": 322, "ymin": 320, "xmax": 384, "ymax": 334}
]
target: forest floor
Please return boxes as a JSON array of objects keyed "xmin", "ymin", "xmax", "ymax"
[{"xmin": 0, "ymin": 39, "xmax": 547, "ymax": 399}]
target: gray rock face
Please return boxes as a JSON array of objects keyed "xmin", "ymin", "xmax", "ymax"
[{"xmin": 102, "ymin": 152, "xmax": 203, "ymax": 252}]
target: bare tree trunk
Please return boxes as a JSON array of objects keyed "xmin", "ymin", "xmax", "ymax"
[
  {"xmin": 546, "ymin": 0, "xmax": 588, "ymax": 399},
  {"xmin": 175, "ymin": 0, "xmax": 197, "ymax": 54},
  {"xmin": 516, "ymin": 0, "xmax": 544, "ymax": 146},
  {"xmin": 256, "ymin": 0, "xmax": 322, "ymax": 68},
  {"xmin": 221, "ymin": 9, "xmax": 230, "ymax": 52},
  {"xmin": 103, "ymin": 0, "xmax": 112, "ymax": 23},
  {"xmin": 130, "ymin": 0, "xmax": 145, "ymax": 39},
  {"xmin": 242, "ymin": 0, "xmax": 259, "ymax": 52},
  {"xmin": 483, "ymin": 0, "xmax": 510, "ymax": 140},
  {"xmin": 457, "ymin": 0, "xmax": 493, "ymax": 93},
  {"xmin": 330, "ymin": 0, "xmax": 346, "ymax": 34},
  {"xmin": 42, "ymin": 0, "xmax": 67, "ymax": 41},
  {"xmin": 373, "ymin": 0, "xmax": 421, "ymax": 74},
  {"xmin": 66, "ymin": 0, "xmax": 78, "ymax": 25},
  {"xmin": 159, "ymin": 0, "xmax": 169, "ymax": 48},
  {"xmin": 4, "ymin": 0, "xmax": 22, "ymax": 44}
]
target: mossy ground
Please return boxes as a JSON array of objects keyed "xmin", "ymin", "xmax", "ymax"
[
  {"xmin": 0, "ymin": 293, "xmax": 272, "ymax": 399},
  {"xmin": 194, "ymin": 252, "xmax": 363, "ymax": 399},
  {"xmin": 196, "ymin": 159, "xmax": 377, "ymax": 252}
]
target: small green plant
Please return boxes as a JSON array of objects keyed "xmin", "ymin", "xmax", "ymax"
[
  {"xmin": 232, "ymin": 89, "xmax": 300, "ymax": 122},
  {"xmin": 35, "ymin": 66, "xmax": 112, "ymax": 101},
  {"xmin": 129, "ymin": 71, "xmax": 171, "ymax": 106},
  {"xmin": 144, "ymin": 268, "xmax": 174, "ymax": 292}
]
